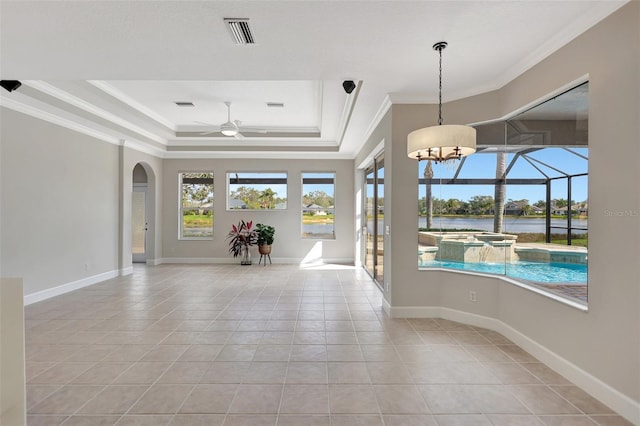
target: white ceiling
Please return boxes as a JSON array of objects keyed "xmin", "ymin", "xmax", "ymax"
[{"xmin": 0, "ymin": 0, "xmax": 627, "ymax": 158}]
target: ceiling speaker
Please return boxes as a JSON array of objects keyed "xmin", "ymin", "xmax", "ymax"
[
  {"xmin": 342, "ymin": 80, "xmax": 356, "ymax": 94},
  {"xmin": 0, "ymin": 80, "xmax": 22, "ymax": 92}
]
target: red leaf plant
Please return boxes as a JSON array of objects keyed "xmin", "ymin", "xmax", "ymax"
[{"xmin": 226, "ymin": 220, "xmax": 258, "ymax": 257}]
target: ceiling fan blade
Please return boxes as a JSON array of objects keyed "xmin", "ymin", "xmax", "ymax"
[
  {"xmin": 194, "ymin": 121, "xmax": 221, "ymax": 135},
  {"xmin": 233, "ymin": 132, "xmax": 245, "ymax": 140},
  {"xmin": 237, "ymin": 127, "xmax": 268, "ymax": 134}
]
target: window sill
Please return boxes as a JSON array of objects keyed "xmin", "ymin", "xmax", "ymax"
[
  {"xmin": 302, "ymin": 237, "xmax": 336, "ymax": 240},
  {"xmin": 179, "ymin": 237, "xmax": 213, "ymax": 241}
]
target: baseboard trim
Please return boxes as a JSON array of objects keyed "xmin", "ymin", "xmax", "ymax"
[
  {"xmin": 382, "ymin": 298, "xmax": 392, "ymax": 316},
  {"xmin": 24, "ymin": 269, "xmax": 119, "ymax": 305},
  {"xmin": 387, "ymin": 305, "xmax": 640, "ymax": 424},
  {"xmin": 119, "ymin": 266, "xmax": 134, "ymax": 275}
]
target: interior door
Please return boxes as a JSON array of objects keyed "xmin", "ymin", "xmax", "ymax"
[{"xmin": 132, "ymin": 186, "xmax": 148, "ymax": 263}]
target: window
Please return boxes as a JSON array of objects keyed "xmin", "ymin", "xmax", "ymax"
[
  {"xmin": 179, "ymin": 172, "xmax": 213, "ymax": 239},
  {"xmin": 227, "ymin": 172, "xmax": 287, "ymax": 210},
  {"xmin": 418, "ymin": 82, "xmax": 589, "ymax": 305},
  {"xmin": 302, "ymin": 172, "xmax": 335, "ymax": 239}
]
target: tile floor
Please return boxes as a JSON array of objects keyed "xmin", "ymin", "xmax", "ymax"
[{"xmin": 24, "ymin": 264, "xmax": 631, "ymax": 426}]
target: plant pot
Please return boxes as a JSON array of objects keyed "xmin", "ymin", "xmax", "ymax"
[
  {"xmin": 258, "ymin": 245, "xmax": 272, "ymax": 255},
  {"xmin": 240, "ymin": 245, "xmax": 252, "ymax": 265}
]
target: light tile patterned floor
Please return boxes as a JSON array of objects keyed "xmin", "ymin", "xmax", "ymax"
[{"xmin": 24, "ymin": 264, "xmax": 631, "ymax": 426}]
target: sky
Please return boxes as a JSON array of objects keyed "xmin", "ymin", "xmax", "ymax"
[
  {"xmin": 227, "ymin": 172, "xmax": 336, "ymax": 202},
  {"xmin": 225, "ymin": 148, "xmax": 588, "ymax": 208},
  {"xmin": 416, "ymin": 147, "xmax": 588, "ymax": 204}
]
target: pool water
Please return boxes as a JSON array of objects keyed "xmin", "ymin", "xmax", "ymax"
[{"xmin": 419, "ymin": 260, "xmax": 587, "ymax": 284}]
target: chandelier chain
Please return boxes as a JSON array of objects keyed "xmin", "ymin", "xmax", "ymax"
[
  {"xmin": 407, "ymin": 40, "xmax": 475, "ymax": 163},
  {"xmin": 438, "ymin": 45, "xmax": 443, "ymax": 126}
]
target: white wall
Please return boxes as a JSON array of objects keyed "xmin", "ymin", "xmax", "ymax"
[
  {"xmin": 355, "ymin": 1, "xmax": 639, "ymax": 417},
  {"xmin": 161, "ymin": 158, "xmax": 355, "ymax": 264},
  {"xmin": 0, "ymin": 108, "xmax": 120, "ymax": 297},
  {"xmin": 0, "ymin": 278, "xmax": 25, "ymax": 426}
]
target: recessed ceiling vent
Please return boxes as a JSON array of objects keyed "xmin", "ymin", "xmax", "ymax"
[
  {"xmin": 224, "ymin": 18, "xmax": 255, "ymax": 45},
  {"xmin": 175, "ymin": 101, "xmax": 194, "ymax": 107},
  {"xmin": 266, "ymin": 102, "xmax": 284, "ymax": 108}
]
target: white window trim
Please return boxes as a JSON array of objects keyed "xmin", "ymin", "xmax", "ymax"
[
  {"xmin": 178, "ymin": 171, "xmax": 214, "ymax": 241},
  {"xmin": 226, "ymin": 171, "xmax": 289, "ymax": 211},
  {"xmin": 301, "ymin": 171, "xmax": 336, "ymax": 240}
]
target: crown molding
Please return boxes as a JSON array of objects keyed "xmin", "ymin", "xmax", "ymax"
[
  {"xmin": 163, "ymin": 150, "xmax": 354, "ymax": 160},
  {"xmin": 88, "ymin": 80, "xmax": 177, "ymax": 131},
  {"xmin": 0, "ymin": 96, "xmax": 120, "ymax": 146},
  {"xmin": 360, "ymin": 95, "xmax": 392, "ymax": 147},
  {"xmin": 121, "ymin": 139, "xmax": 167, "ymax": 158},
  {"xmin": 495, "ymin": 1, "xmax": 627, "ymax": 92},
  {"xmin": 1, "ymin": 96, "xmax": 166, "ymax": 158},
  {"xmin": 23, "ymin": 80, "xmax": 168, "ymax": 145},
  {"xmin": 175, "ymin": 126, "xmax": 321, "ymax": 135},
  {"xmin": 167, "ymin": 138, "xmax": 336, "ymax": 148},
  {"xmin": 336, "ymin": 80, "xmax": 361, "ymax": 150}
]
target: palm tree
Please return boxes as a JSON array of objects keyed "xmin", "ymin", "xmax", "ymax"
[
  {"xmin": 493, "ymin": 152, "xmax": 506, "ymax": 233},
  {"xmin": 424, "ymin": 161, "xmax": 434, "ymax": 229},
  {"xmin": 259, "ymin": 188, "xmax": 276, "ymax": 209}
]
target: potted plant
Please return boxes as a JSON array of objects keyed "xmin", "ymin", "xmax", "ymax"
[
  {"xmin": 256, "ymin": 223, "xmax": 275, "ymax": 263},
  {"xmin": 226, "ymin": 220, "xmax": 257, "ymax": 265}
]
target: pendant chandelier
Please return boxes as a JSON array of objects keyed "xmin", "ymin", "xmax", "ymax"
[{"xmin": 407, "ymin": 41, "xmax": 476, "ymax": 162}]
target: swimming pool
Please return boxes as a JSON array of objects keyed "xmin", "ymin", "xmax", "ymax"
[{"xmin": 419, "ymin": 259, "xmax": 587, "ymax": 284}]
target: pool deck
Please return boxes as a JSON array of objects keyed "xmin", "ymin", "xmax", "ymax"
[
  {"xmin": 531, "ymin": 283, "xmax": 587, "ymax": 304},
  {"xmin": 515, "ymin": 242, "xmax": 586, "ymax": 251}
]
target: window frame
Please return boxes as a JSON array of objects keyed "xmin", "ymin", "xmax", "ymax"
[
  {"xmin": 226, "ymin": 171, "xmax": 289, "ymax": 211},
  {"xmin": 178, "ymin": 171, "xmax": 214, "ymax": 241},
  {"xmin": 301, "ymin": 171, "xmax": 336, "ymax": 240},
  {"xmin": 417, "ymin": 82, "xmax": 589, "ymax": 307}
]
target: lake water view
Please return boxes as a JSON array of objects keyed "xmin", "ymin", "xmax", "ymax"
[
  {"xmin": 368, "ymin": 217, "xmax": 586, "ymax": 235},
  {"xmin": 418, "ymin": 217, "xmax": 588, "ymax": 234},
  {"xmin": 304, "ymin": 217, "xmax": 588, "ymax": 235}
]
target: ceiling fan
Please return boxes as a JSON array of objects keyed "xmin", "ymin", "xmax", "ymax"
[{"xmin": 197, "ymin": 101, "xmax": 268, "ymax": 139}]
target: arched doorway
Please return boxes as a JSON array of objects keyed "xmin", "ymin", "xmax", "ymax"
[{"xmin": 132, "ymin": 163, "xmax": 148, "ymax": 263}]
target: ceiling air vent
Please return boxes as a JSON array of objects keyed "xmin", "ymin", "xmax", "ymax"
[
  {"xmin": 266, "ymin": 102, "xmax": 285, "ymax": 108},
  {"xmin": 175, "ymin": 102, "xmax": 194, "ymax": 107},
  {"xmin": 224, "ymin": 18, "xmax": 255, "ymax": 45}
]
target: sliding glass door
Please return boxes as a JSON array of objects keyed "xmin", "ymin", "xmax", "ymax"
[{"xmin": 364, "ymin": 154, "xmax": 384, "ymax": 289}]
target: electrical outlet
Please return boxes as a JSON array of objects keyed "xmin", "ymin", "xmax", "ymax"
[{"xmin": 469, "ymin": 290, "xmax": 477, "ymax": 302}]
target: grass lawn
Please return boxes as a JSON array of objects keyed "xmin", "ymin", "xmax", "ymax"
[
  {"xmin": 515, "ymin": 232, "xmax": 588, "ymax": 247},
  {"xmin": 551, "ymin": 238, "xmax": 588, "ymax": 247},
  {"xmin": 302, "ymin": 214, "xmax": 334, "ymax": 224},
  {"xmin": 183, "ymin": 214, "xmax": 213, "ymax": 228}
]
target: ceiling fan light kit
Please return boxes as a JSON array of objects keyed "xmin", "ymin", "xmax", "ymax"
[{"xmin": 220, "ymin": 124, "xmax": 239, "ymax": 136}]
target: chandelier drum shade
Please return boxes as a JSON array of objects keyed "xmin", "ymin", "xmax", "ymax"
[
  {"xmin": 407, "ymin": 41, "xmax": 476, "ymax": 162},
  {"xmin": 407, "ymin": 125, "xmax": 476, "ymax": 161}
]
